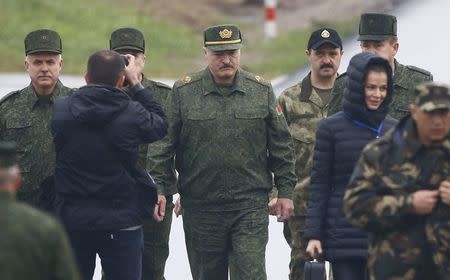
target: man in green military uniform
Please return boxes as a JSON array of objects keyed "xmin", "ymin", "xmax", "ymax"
[
  {"xmin": 151, "ymin": 24, "xmax": 296, "ymax": 280},
  {"xmin": 109, "ymin": 27, "xmax": 176, "ymax": 280},
  {"xmin": 328, "ymin": 13, "xmax": 433, "ymax": 119},
  {"xmin": 0, "ymin": 29, "xmax": 73, "ymax": 207},
  {"xmin": 273, "ymin": 27, "xmax": 343, "ymax": 280},
  {"xmin": 0, "ymin": 141, "xmax": 80, "ymax": 280},
  {"xmin": 344, "ymin": 82, "xmax": 450, "ymax": 280}
]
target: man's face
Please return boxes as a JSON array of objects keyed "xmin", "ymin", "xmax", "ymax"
[
  {"xmin": 25, "ymin": 52, "xmax": 62, "ymax": 95},
  {"xmin": 307, "ymin": 45, "xmax": 343, "ymax": 79},
  {"xmin": 117, "ymin": 50, "xmax": 146, "ymax": 74},
  {"xmin": 204, "ymin": 48, "xmax": 240, "ymax": 84},
  {"xmin": 360, "ymin": 39, "xmax": 398, "ymax": 67},
  {"xmin": 411, "ymin": 106, "xmax": 450, "ymax": 145}
]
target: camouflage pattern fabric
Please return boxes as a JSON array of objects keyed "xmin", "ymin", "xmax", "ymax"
[
  {"xmin": 344, "ymin": 117, "xmax": 450, "ymax": 280},
  {"xmin": 0, "ymin": 192, "xmax": 80, "ymax": 280},
  {"xmin": 0, "ymin": 81, "xmax": 72, "ymax": 206},
  {"xmin": 328, "ymin": 60, "xmax": 433, "ymax": 118},
  {"xmin": 277, "ymin": 73, "xmax": 329, "ymax": 280}
]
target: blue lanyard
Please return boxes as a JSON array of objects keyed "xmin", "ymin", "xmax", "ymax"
[{"xmin": 351, "ymin": 118, "xmax": 385, "ymax": 138}]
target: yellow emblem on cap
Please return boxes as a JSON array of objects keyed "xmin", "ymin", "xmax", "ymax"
[
  {"xmin": 182, "ymin": 76, "xmax": 192, "ymax": 83},
  {"xmin": 219, "ymin": 29, "xmax": 233, "ymax": 39},
  {"xmin": 321, "ymin": 30, "xmax": 330, "ymax": 38},
  {"xmin": 255, "ymin": 75, "xmax": 264, "ymax": 82}
]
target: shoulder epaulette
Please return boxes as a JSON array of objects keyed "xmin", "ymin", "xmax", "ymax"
[
  {"xmin": 174, "ymin": 73, "xmax": 202, "ymax": 89},
  {"xmin": 242, "ymin": 70, "xmax": 270, "ymax": 87},
  {"xmin": 405, "ymin": 65, "xmax": 432, "ymax": 77},
  {"xmin": 0, "ymin": 90, "xmax": 20, "ymax": 106}
]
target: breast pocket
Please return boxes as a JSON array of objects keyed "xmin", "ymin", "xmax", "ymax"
[
  {"xmin": 234, "ymin": 108, "xmax": 268, "ymax": 138},
  {"xmin": 3, "ymin": 118, "xmax": 32, "ymax": 140},
  {"xmin": 184, "ymin": 110, "xmax": 217, "ymax": 140}
]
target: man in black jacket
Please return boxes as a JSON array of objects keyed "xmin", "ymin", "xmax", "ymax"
[{"xmin": 51, "ymin": 50, "xmax": 167, "ymax": 280}]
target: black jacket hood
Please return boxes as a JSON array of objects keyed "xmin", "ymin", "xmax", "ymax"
[
  {"xmin": 69, "ymin": 85, "xmax": 130, "ymax": 127},
  {"xmin": 343, "ymin": 52, "xmax": 393, "ymax": 127}
]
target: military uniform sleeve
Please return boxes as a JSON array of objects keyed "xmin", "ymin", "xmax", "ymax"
[
  {"xmin": 343, "ymin": 145, "xmax": 414, "ymax": 233},
  {"xmin": 49, "ymin": 221, "xmax": 81, "ymax": 280},
  {"xmin": 327, "ymin": 75, "xmax": 346, "ymax": 116},
  {"xmin": 267, "ymin": 86, "xmax": 296, "ymax": 199},
  {"xmin": 148, "ymin": 87, "xmax": 181, "ymax": 192}
]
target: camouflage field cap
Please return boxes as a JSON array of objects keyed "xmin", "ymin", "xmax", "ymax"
[
  {"xmin": 307, "ymin": 27, "xmax": 342, "ymax": 50},
  {"xmin": 358, "ymin": 13, "xmax": 397, "ymax": 41},
  {"xmin": 0, "ymin": 141, "xmax": 17, "ymax": 168},
  {"xmin": 110, "ymin": 28, "xmax": 145, "ymax": 53},
  {"xmin": 414, "ymin": 82, "xmax": 450, "ymax": 112},
  {"xmin": 204, "ymin": 24, "xmax": 242, "ymax": 51},
  {"xmin": 24, "ymin": 29, "xmax": 62, "ymax": 55}
]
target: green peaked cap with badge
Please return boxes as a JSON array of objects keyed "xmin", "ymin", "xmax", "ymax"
[
  {"xmin": 203, "ymin": 24, "xmax": 242, "ymax": 51},
  {"xmin": 414, "ymin": 82, "xmax": 450, "ymax": 112},
  {"xmin": 110, "ymin": 27, "xmax": 145, "ymax": 53},
  {"xmin": 24, "ymin": 29, "xmax": 62, "ymax": 55},
  {"xmin": 358, "ymin": 13, "xmax": 397, "ymax": 41}
]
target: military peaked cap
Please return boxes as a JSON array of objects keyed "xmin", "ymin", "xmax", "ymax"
[
  {"xmin": 110, "ymin": 28, "xmax": 145, "ymax": 53},
  {"xmin": 414, "ymin": 82, "xmax": 450, "ymax": 112},
  {"xmin": 24, "ymin": 29, "xmax": 62, "ymax": 55},
  {"xmin": 358, "ymin": 13, "xmax": 397, "ymax": 41},
  {"xmin": 203, "ymin": 24, "xmax": 242, "ymax": 51}
]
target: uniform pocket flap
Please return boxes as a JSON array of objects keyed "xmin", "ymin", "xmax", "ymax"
[
  {"xmin": 6, "ymin": 119, "xmax": 32, "ymax": 129},
  {"xmin": 186, "ymin": 110, "xmax": 217, "ymax": 120},
  {"xmin": 235, "ymin": 109, "xmax": 267, "ymax": 119},
  {"xmin": 291, "ymin": 130, "xmax": 314, "ymax": 144}
]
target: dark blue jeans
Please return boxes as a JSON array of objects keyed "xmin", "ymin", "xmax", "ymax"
[
  {"xmin": 332, "ymin": 259, "xmax": 367, "ymax": 280},
  {"xmin": 67, "ymin": 228, "xmax": 143, "ymax": 280}
]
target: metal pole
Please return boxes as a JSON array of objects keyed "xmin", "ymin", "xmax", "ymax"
[{"xmin": 264, "ymin": 0, "xmax": 277, "ymax": 39}]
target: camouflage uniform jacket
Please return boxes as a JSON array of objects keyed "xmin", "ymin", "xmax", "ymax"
[
  {"xmin": 0, "ymin": 81, "xmax": 72, "ymax": 205},
  {"xmin": 139, "ymin": 76, "xmax": 177, "ymax": 196},
  {"xmin": 0, "ymin": 192, "xmax": 80, "ymax": 280},
  {"xmin": 328, "ymin": 60, "xmax": 433, "ymax": 119},
  {"xmin": 277, "ymin": 72, "xmax": 328, "ymax": 215},
  {"xmin": 344, "ymin": 116, "xmax": 450, "ymax": 280},
  {"xmin": 151, "ymin": 68, "xmax": 296, "ymax": 210}
]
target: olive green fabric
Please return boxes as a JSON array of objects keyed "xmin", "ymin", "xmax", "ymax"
[
  {"xmin": 414, "ymin": 81, "xmax": 450, "ymax": 112},
  {"xmin": 0, "ymin": 192, "xmax": 80, "ymax": 280},
  {"xmin": 0, "ymin": 81, "xmax": 73, "ymax": 206},
  {"xmin": 24, "ymin": 29, "xmax": 62, "ymax": 55},
  {"xmin": 328, "ymin": 60, "xmax": 433, "ymax": 119},
  {"xmin": 358, "ymin": 13, "xmax": 397, "ymax": 41},
  {"xmin": 183, "ymin": 207, "xmax": 269, "ymax": 280},
  {"xmin": 203, "ymin": 24, "xmax": 242, "ymax": 51},
  {"xmin": 277, "ymin": 73, "xmax": 330, "ymax": 280},
  {"xmin": 110, "ymin": 27, "xmax": 145, "ymax": 53},
  {"xmin": 344, "ymin": 117, "xmax": 450, "ymax": 279}
]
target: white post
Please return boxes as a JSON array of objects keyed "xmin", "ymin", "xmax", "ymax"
[{"xmin": 264, "ymin": 0, "xmax": 277, "ymax": 39}]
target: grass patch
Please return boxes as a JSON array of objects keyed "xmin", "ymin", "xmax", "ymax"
[{"xmin": 0, "ymin": 0, "xmax": 358, "ymax": 79}]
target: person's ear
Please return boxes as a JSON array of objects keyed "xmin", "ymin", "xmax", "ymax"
[{"xmin": 83, "ymin": 72, "xmax": 90, "ymax": 84}]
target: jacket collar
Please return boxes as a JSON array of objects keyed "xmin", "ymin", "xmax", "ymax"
[
  {"xmin": 202, "ymin": 68, "xmax": 245, "ymax": 96},
  {"xmin": 299, "ymin": 72, "xmax": 325, "ymax": 108},
  {"xmin": 393, "ymin": 60, "xmax": 409, "ymax": 90},
  {"xmin": 26, "ymin": 80, "xmax": 66, "ymax": 109}
]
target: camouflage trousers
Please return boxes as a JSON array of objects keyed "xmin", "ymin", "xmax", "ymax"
[
  {"xmin": 142, "ymin": 195, "xmax": 174, "ymax": 280},
  {"xmin": 284, "ymin": 216, "xmax": 307, "ymax": 280},
  {"xmin": 183, "ymin": 207, "xmax": 269, "ymax": 280}
]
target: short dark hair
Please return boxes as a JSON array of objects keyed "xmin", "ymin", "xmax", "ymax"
[{"xmin": 86, "ymin": 50, "xmax": 125, "ymax": 86}]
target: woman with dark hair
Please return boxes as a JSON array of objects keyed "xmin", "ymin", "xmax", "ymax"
[{"xmin": 304, "ymin": 52, "xmax": 398, "ymax": 279}]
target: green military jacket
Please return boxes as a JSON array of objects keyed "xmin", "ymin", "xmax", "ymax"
[
  {"xmin": 138, "ymin": 76, "xmax": 177, "ymax": 196},
  {"xmin": 277, "ymin": 72, "xmax": 328, "ymax": 215},
  {"xmin": 0, "ymin": 81, "xmax": 72, "ymax": 205},
  {"xmin": 344, "ymin": 117, "xmax": 450, "ymax": 280},
  {"xmin": 0, "ymin": 192, "xmax": 80, "ymax": 280},
  {"xmin": 152, "ymin": 68, "xmax": 296, "ymax": 210},
  {"xmin": 328, "ymin": 60, "xmax": 433, "ymax": 119}
]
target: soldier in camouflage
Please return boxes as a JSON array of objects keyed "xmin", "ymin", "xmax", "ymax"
[
  {"xmin": 274, "ymin": 27, "xmax": 343, "ymax": 280},
  {"xmin": 344, "ymin": 82, "xmax": 450, "ymax": 280},
  {"xmin": 151, "ymin": 24, "xmax": 296, "ymax": 280},
  {"xmin": 0, "ymin": 29, "xmax": 73, "ymax": 207},
  {"xmin": 0, "ymin": 141, "xmax": 80, "ymax": 280},
  {"xmin": 327, "ymin": 13, "xmax": 433, "ymax": 119},
  {"xmin": 109, "ymin": 27, "xmax": 176, "ymax": 280}
]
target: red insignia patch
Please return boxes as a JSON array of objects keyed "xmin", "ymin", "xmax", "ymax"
[{"xmin": 276, "ymin": 104, "xmax": 283, "ymax": 115}]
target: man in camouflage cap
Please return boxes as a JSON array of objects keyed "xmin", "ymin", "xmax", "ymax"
[
  {"xmin": 328, "ymin": 13, "xmax": 433, "ymax": 119},
  {"xmin": 273, "ymin": 27, "xmax": 343, "ymax": 280},
  {"xmin": 344, "ymin": 82, "xmax": 450, "ymax": 279},
  {"xmin": 151, "ymin": 24, "xmax": 296, "ymax": 280},
  {"xmin": 109, "ymin": 27, "xmax": 176, "ymax": 280},
  {"xmin": 0, "ymin": 29, "xmax": 73, "ymax": 208},
  {"xmin": 0, "ymin": 140, "xmax": 80, "ymax": 280}
]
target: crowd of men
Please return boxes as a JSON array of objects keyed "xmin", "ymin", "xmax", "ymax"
[{"xmin": 0, "ymin": 11, "xmax": 448, "ymax": 280}]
